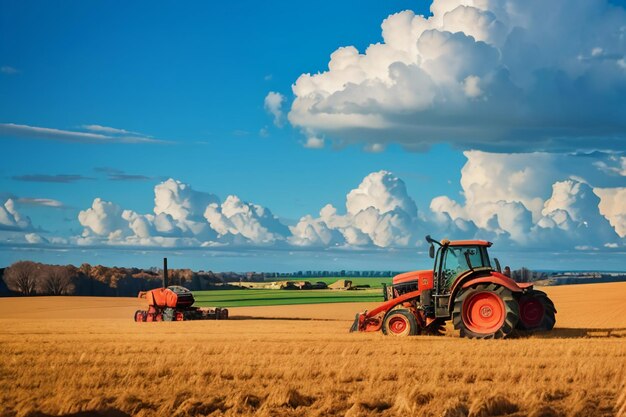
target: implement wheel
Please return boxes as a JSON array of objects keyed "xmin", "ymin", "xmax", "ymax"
[
  {"xmin": 517, "ymin": 290, "xmax": 556, "ymax": 331},
  {"xmin": 134, "ymin": 310, "xmax": 144, "ymax": 322},
  {"xmin": 382, "ymin": 309, "xmax": 418, "ymax": 336},
  {"xmin": 452, "ymin": 284, "xmax": 519, "ymax": 339}
]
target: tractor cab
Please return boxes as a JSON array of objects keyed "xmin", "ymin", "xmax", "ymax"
[
  {"xmin": 432, "ymin": 239, "xmax": 494, "ymax": 294},
  {"xmin": 384, "ymin": 238, "xmax": 498, "ymax": 302}
]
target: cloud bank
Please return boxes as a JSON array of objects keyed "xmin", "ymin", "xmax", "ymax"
[
  {"xmin": 2, "ymin": 152, "xmax": 625, "ymax": 254},
  {"xmin": 288, "ymin": 0, "xmax": 626, "ymax": 152},
  {"xmin": 75, "ymin": 179, "xmax": 289, "ymax": 248}
]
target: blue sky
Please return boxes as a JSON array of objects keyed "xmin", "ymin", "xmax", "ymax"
[{"xmin": 1, "ymin": 0, "xmax": 625, "ymax": 271}]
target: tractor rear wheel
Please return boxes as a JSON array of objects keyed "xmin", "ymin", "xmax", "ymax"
[
  {"xmin": 452, "ymin": 284, "xmax": 519, "ymax": 339},
  {"xmin": 517, "ymin": 290, "xmax": 556, "ymax": 331},
  {"xmin": 382, "ymin": 309, "xmax": 419, "ymax": 336}
]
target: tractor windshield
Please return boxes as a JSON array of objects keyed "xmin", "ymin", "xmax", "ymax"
[{"xmin": 441, "ymin": 245, "xmax": 491, "ymax": 290}]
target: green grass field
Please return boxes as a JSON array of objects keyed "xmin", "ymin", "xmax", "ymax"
[
  {"xmin": 193, "ymin": 287, "xmax": 385, "ymax": 307},
  {"xmin": 277, "ymin": 277, "xmax": 392, "ymax": 288},
  {"xmin": 193, "ymin": 277, "xmax": 392, "ymax": 307}
]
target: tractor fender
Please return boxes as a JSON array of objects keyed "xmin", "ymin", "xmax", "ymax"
[
  {"xmin": 448, "ymin": 270, "xmax": 531, "ymax": 314},
  {"xmin": 461, "ymin": 273, "xmax": 528, "ymax": 293}
]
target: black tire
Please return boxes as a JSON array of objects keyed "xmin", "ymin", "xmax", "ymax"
[
  {"xmin": 516, "ymin": 290, "xmax": 556, "ymax": 331},
  {"xmin": 133, "ymin": 310, "xmax": 144, "ymax": 322},
  {"xmin": 452, "ymin": 283, "xmax": 519, "ymax": 339},
  {"xmin": 382, "ymin": 309, "xmax": 419, "ymax": 336}
]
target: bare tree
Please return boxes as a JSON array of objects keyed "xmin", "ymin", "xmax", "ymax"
[
  {"xmin": 41, "ymin": 266, "xmax": 74, "ymax": 295},
  {"xmin": 4, "ymin": 261, "xmax": 39, "ymax": 295},
  {"xmin": 168, "ymin": 270, "xmax": 181, "ymax": 286},
  {"xmin": 512, "ymin": 267, "xmax": 533, "ymax": 282}
]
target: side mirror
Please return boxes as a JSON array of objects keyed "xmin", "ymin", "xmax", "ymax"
[
  {"xmin": 425, "ymin": 235, "xmax": 433, "ymax": 244},
  {"xmin": 429, "ymin": 244, "xmax": 435, "ymax": 259},
  {"xmin": 494, "ymin": 258, "xmax": 502, "ymax": 272}
]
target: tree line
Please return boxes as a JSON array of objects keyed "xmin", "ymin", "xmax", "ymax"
[{"xmin": 0, "ymin": 261, "xmax": 227, "ymax": 297}]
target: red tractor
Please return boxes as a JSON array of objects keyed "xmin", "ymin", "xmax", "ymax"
[{"xmin": 350, "ymin": 236, "xmax": 556, "ymax": 338}]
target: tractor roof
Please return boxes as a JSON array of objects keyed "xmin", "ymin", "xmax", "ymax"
[{"xmin": 447, "ymin": 239, "xmax": 492, "ymax": 247}]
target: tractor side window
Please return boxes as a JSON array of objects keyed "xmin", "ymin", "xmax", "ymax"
[
  {"xmin": 480, "ymin": 247, "xmax": 492, "ymax": 268},
  {"xmin": 463, "ymin": 247, "xmax": 484, "ymax": 269},
  {"xmin": 442, "ymin": 247, "xmax": 464, "ymax": 289}
]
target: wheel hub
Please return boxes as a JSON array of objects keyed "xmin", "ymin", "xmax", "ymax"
[
  {"xmin": 519, "ymin": 297, "xmax": 544, "ymax": 327},
  {"xmin": 389, "ymin": 317, "xmax": 407, "ymax": 334},
  {"xmin": 480, "ymin": 305, "xmax": 493, "ymax": 318}
]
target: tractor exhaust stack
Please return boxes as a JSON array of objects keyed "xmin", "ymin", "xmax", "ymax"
[{"xmin": 163, "ymin": 257, "xmax": 168, "ymax": 288}]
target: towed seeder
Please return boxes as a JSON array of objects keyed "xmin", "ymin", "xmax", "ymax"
[{"xmin": 134, "ymin": 258, "xmax": 228, "ymax": 322}]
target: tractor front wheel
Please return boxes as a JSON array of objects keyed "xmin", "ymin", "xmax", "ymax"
[
  {"xmin": 452, "ymin": 284, "xmax": 519, "ymax": 339},
  {"xmin": 382, "ymin": 309, "xmax": 418, "ymax": 336},
  {"xmin": 517, "ymin": 290, "xmax": 556, "ymax": 331}
]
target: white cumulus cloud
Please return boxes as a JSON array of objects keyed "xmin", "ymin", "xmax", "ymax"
[
  {"xmin": 0, "ymin": 199, "xmax": 34, "ymax": 231},
  {"xmin": 153, "ymin": 178, "xmax": 219, "ymax": 239},
  {"xmin": 594, "ymin": 187, "xmax": 626, "ymax": 238},
  {"xmin": 8, "ymin": 156, "xmax": 625, "ymax": 254},
  {"xmin": 303, "ymin": 135, "xmax": 325, "ymax": 149},
  {"xmin": 264, "ymin": 91, "xmax": 286, "ymax": 127},
  {"xmin": 204, "ymin": 195, "xmax": 290, "ymax": 244},
  {"xmin": 290, "ymin": 171, "xmax": 423, "ymax": 248},
  {"xmin": 288, "ymin": 0, "xmax": 626, "ymax": 152},
  {"xmin": 430, "ymin": 151, "xmax": 624, "ymax": 247},
  {"xmin": 25, "ymin": 233, "xmax": 48, "ymax": 244},
  {"xmin": 78, "ymin": 198, "xmax": 131, "ymax": 238},
  {"xmin": 77, "ymin": 178, "xmax": 290, "ymax": 247}
]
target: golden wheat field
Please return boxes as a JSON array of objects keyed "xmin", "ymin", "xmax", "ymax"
[{"xmin": 1, "ymin": 282, "xmax": 626, "ymax": 417}]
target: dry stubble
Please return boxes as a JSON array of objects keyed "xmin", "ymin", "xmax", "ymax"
[{"xmin": 1, "ymin": 282, "xmax": 625, "ymax": 417}]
